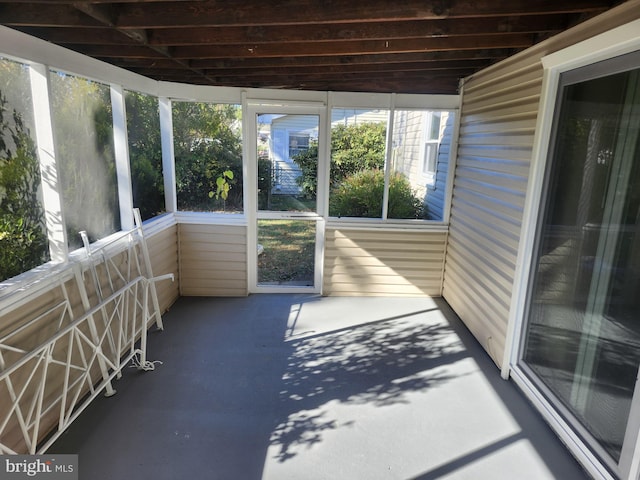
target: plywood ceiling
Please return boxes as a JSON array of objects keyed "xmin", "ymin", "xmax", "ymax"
[{"xmin": 0, "ymin": 0, "xmax": 626, "ymax": 94}]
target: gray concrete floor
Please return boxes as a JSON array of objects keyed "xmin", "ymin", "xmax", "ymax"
[{"xmin": 52, "ymin": 295, "xmax": 589, "ymax": 479}]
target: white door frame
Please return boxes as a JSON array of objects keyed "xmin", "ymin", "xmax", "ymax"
[
  {"xmin": 503, "ymin": 19, "xmax": 640, "ymax": 480},
  {"xmin": 245, "ymin": 102, "xmax": 328, "ymax": 294}
]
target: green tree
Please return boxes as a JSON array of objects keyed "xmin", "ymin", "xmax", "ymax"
[
  {"xmin": 173, "ymin": 102, "xmax": 243, "ymax": 212},
  {"xmin": 50, "ymin": 73, "xmax": 119, "ymax": 248},
  {"xmin": 293, "ymin": 122, "xmax": 386, "ymax": 198},
  {"xmin": 0, "ymin": 91, "xmax": 49, "ymax": 281},
  {"xmin": 125, "ymin": 91, "xmax": 165, "ymax": 220},
  {"xmin": 293, "ymin": 121, "xmax": 423, "ymax": 218},
  {"xmin": 330, "ymin": 122, "xmax": 387, "ymax": 183}
]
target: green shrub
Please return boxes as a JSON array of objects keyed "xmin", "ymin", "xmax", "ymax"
[
  {"xmin": 0, "ymin": 92, "xmax": 49, "ymax": 281},
  {"xmin": 330, "ymin": 122, "xmax": 386, "ymax": 182},
  {"xmin": 329, "ymin": 169, "xmax": 424, "ymax": 219},
  {"xmin": 293, "ymin": 122, "xmax": 386, "ymax": 198}
]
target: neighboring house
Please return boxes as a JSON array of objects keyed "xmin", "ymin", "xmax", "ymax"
[
  {"xmin": 268, "ymin": 114, "xmax": 318, "ymax": 195},
  {"xmin": 392, "ymin": 111, "xmax": 451, "ymax": 220},
  {"xmin": 267, "ymin": 108, "xmax": 450, "ymax": 218},
  {"xmin": 265, "ymin": 109, "xmax": 389, "ymax": 196}
]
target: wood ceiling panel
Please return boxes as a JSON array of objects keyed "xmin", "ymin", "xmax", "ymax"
[{"xmin": 0, "ymin": 0, "xmax": 624, "ymax": 94}]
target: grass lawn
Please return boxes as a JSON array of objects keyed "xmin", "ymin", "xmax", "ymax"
[{"xmin": 258, "ymin": 219, "xmax": 315, "ymax": 285}]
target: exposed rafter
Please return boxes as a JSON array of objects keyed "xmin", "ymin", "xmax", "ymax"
[{"xmin": 0, "ymin": 0, "xmax": 624, "ymax": 94}]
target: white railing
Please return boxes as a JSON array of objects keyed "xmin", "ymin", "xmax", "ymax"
[{"xmin": 0, "ymin": 209, "xmax": 174, "ymax": 454}]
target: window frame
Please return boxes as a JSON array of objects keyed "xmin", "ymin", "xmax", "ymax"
[
  {"xmin": 326, "ymin": 102, "xmax": 456, "ymax": 225},
  {"xmin": 0, "ymin": 25, "xmax": 459, "ymax": 295}
]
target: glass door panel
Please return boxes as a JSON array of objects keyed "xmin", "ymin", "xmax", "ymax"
[
  {"xmin": 521, "ymin": 60, "xmax": 640, "ymax": 470},
  {"xmin": 257, "ymin": 219, "xmax": 316, "ymax": 287},
  {"xmin": 257, "ymin": 113, "xmax": 318, "ymax": 213},
  {"xmin": 251, "ymin": 109, "xmax": 323, "ymax": 292}
]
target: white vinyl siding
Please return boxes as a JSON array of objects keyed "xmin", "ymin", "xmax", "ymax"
[
  {"xmin": 324, "ymin": 228, "xmax": 446, "ymax": 296},
  {"xmin": 147, "ymin": 224, "xmax": 180, "ymax": 312},
  {"xmin": 444, "ymin": 2, "xmax": 640, "ymax": 368},
  {"xmin": 178, "ymin": 223, "xmax": 248, "ymax": 296}
]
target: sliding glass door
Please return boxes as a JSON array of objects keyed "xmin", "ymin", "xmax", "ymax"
[{"xmin": 521, "ymin": 52, "xmax": 640, "ymax": 475}]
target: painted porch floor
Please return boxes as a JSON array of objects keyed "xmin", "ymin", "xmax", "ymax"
[{"xmin": 51, "ymin": 295, "xmax": 588, "ymax": 479}]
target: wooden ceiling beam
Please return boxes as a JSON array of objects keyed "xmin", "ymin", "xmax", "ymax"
[
  {"xmin": 143, "ymin": 72, "xmax": 462, "ymax": 94},
  {"xmin": 169, "ymin": 34, "xmax": 535, "ymax": 59},
  {"xmin": 111, "ymin": 0, "xmax": 610, "ymax": 28},
  {"xmin": 14, "ymin": 15, "xmax": 566, "ymax": 47},
  {"xmin": 65, "ymin": 35, "xmax": 529, "ymax": 60},
  {"xmin": 188, "ymin": 49, "xmax": 514, "ymax": 70},
  {"xmin": 0, "ymin": 1, "xmax": 610, "ymax": 28},
  {"xmin": 18, "ymin": 26, "xmax": 141, "ymax": 44},
  {"xmin": 201, "ymin": 61, "xmax": 489, "ymax": 78},
  {"xmin": 145, "ymin": 16, "xmax": 571, "ymax": 46},
  {"xmin": 0, "ymin": 4, "xmax": 104, "ymax": 27},
  {"xmin": 129, "ymin": 60, "xmax": 484, "ymax": 79}
]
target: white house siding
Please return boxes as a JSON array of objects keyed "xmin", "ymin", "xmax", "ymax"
[
  {"xmin": 426, "ymin": 114, "xmax": 454, "ymax": 221},
  {"xmin": 443, "ymin": 1, "xmax": 640, "ymax": 368},
  {"xmin": 178, "ymin": 223, "xmax": 248, "ymax": 296},
  {"xmin": 323, "ymin": 228, "xmax": 447, "ymax": 297},
  {"xmin": 330, "ymin": 108, "xmax": 388, "ymax": 126},
  {"xmin": 392, "ymin": 110, "xmax": 425, "ymax": 195}
]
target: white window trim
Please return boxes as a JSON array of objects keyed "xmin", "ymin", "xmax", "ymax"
[
  {"xmin": 0, "ymin": 23, "xmax": 460, "ymax": 296},
  {"xmin": 503, "ymin": 17, "xmax": 640, "ymax": 480},
  {"xmin": 111, "ymin": 84, "xmax": 135, "ymax": 231},
  {"xmin": 29, "ymin": 63, "xmax": 68, "ymax": 263}
]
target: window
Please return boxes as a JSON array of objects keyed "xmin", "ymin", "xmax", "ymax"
[
  {"xmin": 173, "ymin": 101, "xmax": 242, "ymax": 213},
  {"xmin": 0, "ymin": 57, "xmax": 50, "ymax": 281},
  {"xmin": 521, "ymin": 51, "xmax": 640, "ymax": 470},
  {"xmin": 50, "ymin": 71, "xmax": 120, "ymax": 250},
  {"xmin": 328, "ymin": 108, "xmax": 388, "ymax": 218},
  {"xmin": 125, "ymin": 91, "xmax": 165, "ymax": 221},
  {"xmin": 422, "ymin": 111, "xmax": 443, "ymax": 176},
  {"xmin": 328, "ymin": 107, "xmax": 451, "ymax": 221},
  {"xmin": 288, "ymin": 133, "xmax": 309, "ymax": 158}
]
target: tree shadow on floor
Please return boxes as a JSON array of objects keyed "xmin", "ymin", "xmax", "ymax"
[{"xmin": 269, "ymin": 306, "xmax": 470, "ymax": 462}]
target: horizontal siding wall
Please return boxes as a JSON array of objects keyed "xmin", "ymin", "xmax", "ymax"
[
  {"xmin": 324, "ymin": 228, "xmax": 446, "ymax": 297},
  {"xmin": 178, "ymin": 223, "xmax": 248, "ymax": 296},
  {"xmin": 146, "ymin": 223, "xmax": 180, "ymax": 312},
  {"xmin": 426, "ymin": 114, "xmax": 454, "ymax": 221},
  {"xmin": 443, "ymin": 1, "xmax": 640, "ymax": 368}
]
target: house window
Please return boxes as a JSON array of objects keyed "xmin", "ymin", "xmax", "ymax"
[
  {"xmin": 422, "ymin": 111, "xmax": 443, "ymax": 176},
  {"xmin": 521, "ymin": 50, "xmax": 640, "ymax": 473},
  {"xmin": 172, "ymin": 101, "xmax": 242, "ymax": 213},
  {"xmin": 50, "ymin": 71, "xmax": 120, "ymax": 250},
  {"xmin": 125, "ymin": 91, "xmax": 165, "ymax": 221},
  {"xmin": 288, "ymin": 133, "xmax": 309, "ymax": 158},
  {"xmin": 0, "ymin": 57, "xmax": 50, "ymax": 281}
]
